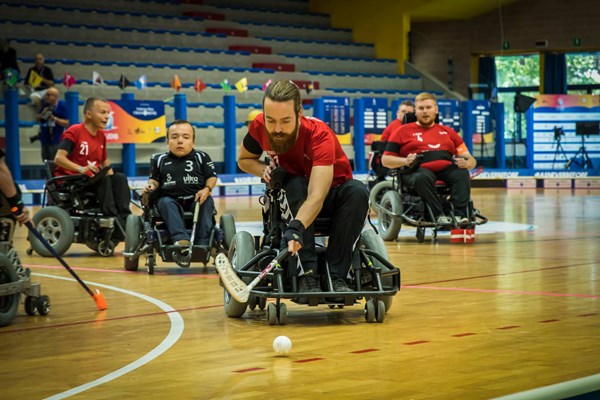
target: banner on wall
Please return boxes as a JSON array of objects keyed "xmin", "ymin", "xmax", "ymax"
[
  {"xmin": 322, "ymin": 96, "xmax": 351, "ymax": 144},
  {"xmin": 529, "ymin": 94, "xmax": 600, "ymax": 170},
  {"xmin": 437, "ymin": 99, "xmax": 461, "ymax": 132},
  {"xmin": 362, "ymin": 97, "xmax": 388, "ymax": 145},
  {"xmin": 103, "ymin": 100, "xmax": 166, "ymax": 143},
  {"xmin": 465, "ymin": 100, "xmax": 492, "ymax": 144}
]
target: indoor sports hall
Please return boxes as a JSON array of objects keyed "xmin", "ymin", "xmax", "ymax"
[{"xmin": 1, "ymin": 0, "xmax": 599, "ymax": 399}]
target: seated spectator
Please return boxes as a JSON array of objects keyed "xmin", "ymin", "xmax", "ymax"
[
  {"xmin": 24, "ymin": 53, "xmax": 55, "ymax": 109},
  {"xmin": 0, "ymin": 38, "xmax": 20, "ymax": 84},
  {"xmin": 34, "ymin": 87, "xmax": 69, "ymax": 162},
  {"xmin": 53, "ymin": 97, "xmax": 131, "ymax": 232},
  {"xmin": 382, "ymin": 92, "xmax": 476, "ymax": 226},
  {"xmin": 142, "ymin": 120, "xmax": 217, "ymax": 247}
]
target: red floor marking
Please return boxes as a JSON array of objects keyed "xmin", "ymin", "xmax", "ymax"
[
  {"xmin": 409, "ymin": 262, "xmax": 591, "ymax": 287},
  {"xmin": 452, "ymin": 332, "xmax": 477, "ymax": 337},
  {"xmin": 233, "ymin": 367, "xmax": 265, "ymax": 373},
  {"xmin": 403, "ymin": 340, "xmax": 429, "ymax": 345},
  {"xmin": 539, "ymin": 319, "xmax": 560, "ymax": 323},
  {"xmin": 0, "ymin": 304, "xmax": 222, "ymax": 334},
  {"xmin": 497, "ymin": 325, "xmax": 520, "ymax": 330},
  {"xmin": 402, "ymin": 285, "xmax": 600, "ymax": 298},
  {"xmin": 350, "ymin": 348, "xmax": 379, "ymax": 354},
  {"xmin": 294, "ymin": 358, "xmax": 324, "ymax": 363}
]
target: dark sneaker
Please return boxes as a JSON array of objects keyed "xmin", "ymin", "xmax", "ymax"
[
  {"xmin": 298, "ymin": 272, "xmax": 321, "ymax": 293},
  {"xmin": 330, "ymin": 273, "xmax": 352, "ymax": 292}
]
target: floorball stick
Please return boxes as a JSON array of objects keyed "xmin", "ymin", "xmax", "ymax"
[
  {"xmin": 23, "ymin": 219, "xmax": 107, "ymax": 310},
  {"xmin": 215, "ymin": 250, "xmax": 289, "ymax": 303}
]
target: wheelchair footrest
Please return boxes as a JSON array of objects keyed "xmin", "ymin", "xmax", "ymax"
[{"xmin": 161, "ymin": 245, "xmax": 211, "ymax": 263}]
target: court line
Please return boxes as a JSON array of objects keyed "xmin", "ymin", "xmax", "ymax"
[
  {"xmin": 402, "ymin": 285, "xmax": 600, "ymax": 298},
  {"xmin": 28, "ymin": 273, "xmax": 185, "ymax": 400}
]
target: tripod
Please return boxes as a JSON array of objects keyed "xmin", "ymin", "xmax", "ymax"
[
  {"xmin": 551, "ymin": 127, "xmax": 568, "ymax": 170},
  {"xmin": 565, "ymin": 134, "xmax": 594, "ymax": 170}
]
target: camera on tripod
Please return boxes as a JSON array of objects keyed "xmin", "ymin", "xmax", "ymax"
[{"xmin": 553, "ymin": 126, "xmax": 564, "ymax": 141}]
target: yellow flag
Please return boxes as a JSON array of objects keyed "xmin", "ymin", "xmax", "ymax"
[
  {"xmin": 28, "ymin": 70, "xmax": 43, "ymax": 88},
  {"xmin": 235, "ymin": 77, "xmax": 248, "ymax": 93},
  {"xmin": 171, "ymin": 75, "xmax": 182, "ymax": 91}
]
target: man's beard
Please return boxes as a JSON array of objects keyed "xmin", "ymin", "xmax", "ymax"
[
  {"xmin": 266, "ymin": 122, "xmax": 299, "ymax": 154},
  {"xmin": 417, "ymin": 114, "xmax": 435, "ymax": 128}
]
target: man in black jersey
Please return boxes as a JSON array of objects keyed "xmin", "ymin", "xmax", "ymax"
[{"xmin": 142, "ymin": 120, "xmax": 217, "ymax": 246}]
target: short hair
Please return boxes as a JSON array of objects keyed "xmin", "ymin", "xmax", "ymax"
[
  {"xmin": 414, "ymin": 93, "xmax": 437, "ymax": 104},
  {"xmin": 167, "ymin": 119, "xmax": 195, "ymax": 139},
  {"xmin": 262, "ymin": 80, "xmax": 302, "ymax": 116},
  {"xmin": 83, "ymin": 97, "xmax": 108, "ymax": 113},
  {"xmin": 399, "ymin": 100, "xmax": 414, "ymax": 108}
]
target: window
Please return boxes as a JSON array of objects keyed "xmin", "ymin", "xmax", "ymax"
[
  {"xmin": 495, "ymin": 55, "xmax": 540, "ymax": 141},
  {"xmin": 566, "ymin": 52, "xmax": 600, "ymax": 94}
]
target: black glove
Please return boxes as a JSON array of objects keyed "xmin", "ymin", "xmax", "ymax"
[
  {"xmin": 283, "ymin": 219, "xmax": 305, "ymax": 247},
  {"xmin": 7, "ymin": 194, "xmax": 24, "ymax": 216}
]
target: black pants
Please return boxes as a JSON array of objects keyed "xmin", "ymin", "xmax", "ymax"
[
  {"xmin": 281, "ymin": 176, "xmax": 369, "ymax": 278},
  {"xmin": 89, "ymin": 173, "xmax": 131, "ymax": 220},
  {"xmin": 404, "ymin": 164, "xmax": 471, "ymax": 219}
]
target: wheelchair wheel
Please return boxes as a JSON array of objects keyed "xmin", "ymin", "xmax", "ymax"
[
  {"xmin": 378, "ymin": 190, "xmax": 402, "ymax": 241},
  {"xmin": 124, "ymin": 215, "xmax": 142, "ymax": 271},
  {"xmin": 219, "ymin": 214, "xmax": 236, "ymax": 251},
  {"xmin": 29, "ymin": 206, "xmax": 74, "ymax": 257},
  {"xmin": 224, "ymin": 231, "xmax": 254, "ymax": 318},
  {"xmin": 369, "ymin": 180, "xmax": 393, "ymax": 215},
  {"xmin": 0, "ymin": 253, "xmax": 20, "ymax": 327},
  {"xmin": 360, "ymin": 230, "xmax": 394, "ymax": 312}
]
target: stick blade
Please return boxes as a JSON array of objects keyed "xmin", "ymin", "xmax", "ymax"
[
  {"xmin": 215, "ymin": 254, "xmax": 250, "ymax": 303},
  {"xmin": 93, "ymin": 289, "xmax": 108, "ymax": 310}
]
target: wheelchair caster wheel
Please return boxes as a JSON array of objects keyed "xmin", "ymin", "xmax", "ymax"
[
  {"xmin": 375, "ymin": 299, "xmax": 385, "ymax": 323},
  {"xmin": 26, "ymin": 248, "xmax": 33, "ymax": 256},
  {"xmin": 266, "ymin": 303, "xmax": 277, "ymax": 325},
  {"xmin": 98, "ymin": 240, "xmax": 115, "ymax": 257},
  {"xmin": 37, "ymin": 295, "xmax": 50, "ymax": 316},
  {"xmin": 248, "ymin": 295, "xmax": 257, "ymax": 311},
  {"xmin": 416, "ymin": 227, "xmax": 425, "ymax": 243},
  {"xmin": 364, "ymin": 299, "xmax": 376, "ymax": 323},
  {"xmin": 25, "ymin": 296, "xmax": 38, "ymax": 316},
  {"xmin": 258, "ymin": 296, "xmax": 267, "ymax": 311}
]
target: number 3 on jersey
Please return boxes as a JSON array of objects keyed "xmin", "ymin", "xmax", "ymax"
[{"xmin": 185, "ymin": 160, "xmax": 193, "ymax": 172}]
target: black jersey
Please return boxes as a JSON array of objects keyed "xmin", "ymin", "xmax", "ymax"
[{"xmin": 149, "ymin": 150, "xmax": 216, "ymax": 198}]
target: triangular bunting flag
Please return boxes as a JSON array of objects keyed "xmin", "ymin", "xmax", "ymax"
[
  {"xmin": 194, "ymin": 78, "xmax": 206, "ymax": 93},
  {"xmin": 4, "ymin": 68, "xmax": 19, "ymax": 88},
  {"xmin": 171, "ymin": 74, "xmax": 182, "ymax": 91},
  {"xmin": 262, "ymin": 79, "xmax": 272, "ymax": 91},
  {"xmin": 235, "ymin": 77, "xmax": 248, "ymax": 93},
  {"xmin": 92, "ymin": 71, "xmax": 104, "ymax": 86},
  {"xmin": 220, "ymin": 79, "xmax": 231, "ymax": 91},
  {"xmin": 135, "ymin": 75, "xmax": 147, "ymax": 90},
  {"xmin": 28, "ymin": 70, "xmax": 43, "ymax": 88},
  {"xmin": 118, "ymin": 74, "xmax": 131, "ymax": 90},
  {"xmin": 63, "ymin": 72, "xmax": 76, "ymax": 89}
]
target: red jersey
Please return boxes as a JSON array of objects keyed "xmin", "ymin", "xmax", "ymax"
[
  {"xmin": 54, "ymin": 123, "xmax": 108, "ymax": 176},
  {"xmin": 247, "ymin": 114, "xmax": 353, "ymax": 187},
  {"xmin": 380, "ymin": 118, "xmax": 402, "ymax": 142},
  {"xmin": 384, "ymin": 122, "xmax": 467, "ymax": 172}
]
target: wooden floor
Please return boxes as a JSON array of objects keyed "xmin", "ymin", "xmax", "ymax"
[{"xmin": 1, "ymin": 188, "xmax": 599, "ymax": 399}]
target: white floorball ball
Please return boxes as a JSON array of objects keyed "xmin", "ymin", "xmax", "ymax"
[{"xmin": 273, "ymin": 335, "xmax": 292, "ymax": 355}]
